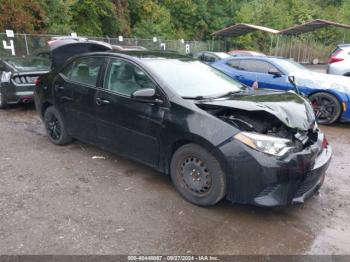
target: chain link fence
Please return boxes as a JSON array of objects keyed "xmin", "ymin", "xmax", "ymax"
[{"xmin": 0, "ymin": 33, "xmax": 226, "ymax": 57}]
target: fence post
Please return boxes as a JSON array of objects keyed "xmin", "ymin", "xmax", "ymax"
[{"xmin": 24, "ymin": 33, "xmax": 29, "ymax": 55}]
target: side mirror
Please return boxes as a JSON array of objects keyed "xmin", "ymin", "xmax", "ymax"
[
  {"xmin": 288, "ymin": 75, "xmax": 302, "ymax": 96},
  {"xmin": 268, "ymin": 68, "xmax": 282, "ymax": 77},
  {"xmin": 131, "ymin": 88, "xmax": 163, "ymax": 104},
  {"xmin": 288, "ymin": 75, "xmax": 296, "ymax": 85}
]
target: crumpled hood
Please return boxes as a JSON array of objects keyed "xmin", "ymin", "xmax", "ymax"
[
  {"xmin": 198, "ymin": 89, "xmax": 316, "ymax": 131},
  {"xmin": 294, "ymin": 70, "xmax": 350, "ymax": 94}
]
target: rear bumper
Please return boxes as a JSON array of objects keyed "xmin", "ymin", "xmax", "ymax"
[
  {"xmin": 1, "ymin": 83, "xmax": 34, "ymax": 104},
  {"xmin": 216, "ymin": 132, "xmax": 332, "ymax": 207}
]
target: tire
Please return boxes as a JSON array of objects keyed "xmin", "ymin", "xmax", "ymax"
[
  {"xmin": 309, "ymin": 92, "xmax": 342, "ymax": 125},
  {"xmin": 170, "ymin": 143, "xmax": 226, "ymax": 206},
  {"xmin": 0, "ymin": 90, "xmax": 7, "ymax": 109},
  {"xmin": 43, "ymin": 106, "xmax": 73, "ymax": 145}
]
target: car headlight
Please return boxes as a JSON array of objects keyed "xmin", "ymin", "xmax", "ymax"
[{"xmin": 235, "ymin": 132, "xmax": 294, "ymax": 157}]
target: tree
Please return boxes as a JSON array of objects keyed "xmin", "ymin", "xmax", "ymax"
[
  {"xmin": 129, "ymin": 0, "xmax": 175, "ymax": 39},
  {"xmin": 0, "ymin": 0, "xmax": 47, "ymax": 33},
  {"xmin": 70, "ymin": 0, "xmax": 119, "ymax": 36},
  {"xmin": 44, "ymin": 0, "xmax": 72, "ymax": 34}
]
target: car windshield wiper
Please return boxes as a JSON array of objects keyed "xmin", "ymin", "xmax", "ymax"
[
  {"xmin": 182, "ymin": 95, "xmax": 211, "ymax": 100},
  {"xmin": 182, "ymin": 89, "xmax": 246, "ymax": 100},
  {"xmin": 211, "ymin": 90, "xmax": 245, "ymax": 99}
]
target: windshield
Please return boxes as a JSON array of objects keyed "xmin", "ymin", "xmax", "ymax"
[
  {"xmin": 273, "ymin": 59, "xmax": 307, "ymax": 74},
  {"xmin": 144, "ymin": 59, "xmax": 243, "ymax": 98},
  {"xmin": 5, "ymin": 57, "xmax": 50, "ymax": 71}
]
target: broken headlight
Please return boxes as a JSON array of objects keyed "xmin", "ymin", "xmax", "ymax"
[{"xmin": 235, "ymin": 132, "xmax": 295, "ymax": 157}]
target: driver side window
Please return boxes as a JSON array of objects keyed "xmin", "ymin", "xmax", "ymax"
[{"xmin": 104, "ymin": 58, "xmax": 156, "ymax": 96}]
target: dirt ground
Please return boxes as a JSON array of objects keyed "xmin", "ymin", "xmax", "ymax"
[{"xmin": 0, "ymin": 104, "xmax": 349, "ymax": 255}]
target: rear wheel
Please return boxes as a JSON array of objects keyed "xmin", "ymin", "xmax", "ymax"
[
  {"xmin": 170, "ymin": 143, "xmax": 226, "ymax": 206},
  {"xmin": 0, "ymin": 90, "xmax": 7, "ymax": 109},
  {"xmin": 44, "ymin": 106, "xmax": 73, "ymax": 145},
  {"xmin": 309, "ymin": 92, "xmax": 341, "ymax": 125}
]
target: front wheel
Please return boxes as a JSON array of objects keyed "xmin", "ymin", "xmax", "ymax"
[
  {"xmin": 170, "ymin": 143, "xmax": 226, "ymax": 206},
  {"xmin": 44, "ymin": 106, "xmax": 73, "ymax": 145},
  {"xmin": 309, "ymin": 92, "xmax": 342, "ymax": 125}
]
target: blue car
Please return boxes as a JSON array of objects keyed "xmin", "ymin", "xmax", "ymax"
[{"xmin": 211, "ymin": 56, "xmax": 350, "ymax": 124}]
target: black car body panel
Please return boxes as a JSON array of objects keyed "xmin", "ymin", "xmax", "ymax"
[
  {"xmin": 34, "ymin": 51, "xmax": 332, "ymax": 207},
  {"xmin": 49, "ymin": 39, "xmax": 112, "ymax": 68}
]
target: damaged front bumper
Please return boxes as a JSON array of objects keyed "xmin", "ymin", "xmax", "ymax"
[{"xmin": 216, "ymin": 131, "xmax": 332, "ymax": 207}]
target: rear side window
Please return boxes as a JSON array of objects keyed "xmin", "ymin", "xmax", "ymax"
[
  {"xmin": 62, "ymin": 57, "xmax": 105, "ymax": 86},
  {"xmin": 202, "ymin": 54, "xmax": 217, "ymax": 63},
  {"xmin": 226, "ymin": 59, "xmax": 240, "ymax": 69}
]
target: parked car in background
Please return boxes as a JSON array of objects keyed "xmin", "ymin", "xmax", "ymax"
[
  {"xmin": 192, "ymin": 51, "xmax": 231, "ymax": 64},
  {"xmin": 34, "ymin": 50, "xmax": 331, "ymax": 207},
  {"xmin": 212, "ymin": 56, "xmax": 350, "ymax": 124},
  {"xmin": 228, "ymin": 50, "xmax": 266, "ymax": 57},
  {"xmin": 327, "ymin": 44, "xmax": 350, "ymax": 76},
  {"xmin": 0, "ymin": 56, "xmax": 50, "ymax": 108}
]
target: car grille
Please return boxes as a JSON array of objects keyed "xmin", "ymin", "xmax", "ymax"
[{"xmin": 294, "ymin": 172, "xmax": 321, "ymax": 197}]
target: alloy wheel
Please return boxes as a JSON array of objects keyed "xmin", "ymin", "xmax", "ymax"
[
  {"xmin": 45, "ymin": 113, "xmax": 62, "ymax": 141},
  {"xmin": 310, "ymin": 94, "xmax": 340, "ymax": 124}
]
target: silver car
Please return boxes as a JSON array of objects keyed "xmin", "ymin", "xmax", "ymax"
[{"xmin": 327, "ymin": 44, "xmax": 350, "ymax": 76}]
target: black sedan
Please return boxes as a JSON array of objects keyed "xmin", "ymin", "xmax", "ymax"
[
  {"xmin": 34, "ymin": 51, "xmax": 332, "ymax": 207},
  {"xmin": 0, "ymin": 56, "xmax": 50, "ymax": 108}
]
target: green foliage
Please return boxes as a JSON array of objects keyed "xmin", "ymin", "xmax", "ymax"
[
  {"xmin": 129, "ymin": 0, "xmax": 175, "ymax": 38},
  {"xmin": 70, "ymin": 0, "xmax": 119, "ymax": 36},
  {"xmin": 44, "ymin": 0, "xmax": 72, "ymax": 34},
  {"xmin": 0, "ymin": 0, "xmax": 47, "ymax": 33},
  {"xmin": 1, "ymin": 0, "xmax": 350, "ymax": 47}
]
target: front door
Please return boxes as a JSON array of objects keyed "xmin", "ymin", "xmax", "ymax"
[
  {"xmin": 53, "ymin": 56, "xmax": 106, "ymax": 143},
  {"xmin": 240, "ymin": 59, "xmax": 292, "ymax": 90},
  {"xmin": 95, "ymin": 57, "xmax": 166, "ymax": 167}
]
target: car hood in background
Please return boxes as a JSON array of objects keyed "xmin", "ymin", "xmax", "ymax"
[
  {"xmin": 198, "ymin": 89, "xmax": 315, "ymax": 131},
  {"xmin": 293, "ymin": 70, "xmax": 350, "ymax": 94}
]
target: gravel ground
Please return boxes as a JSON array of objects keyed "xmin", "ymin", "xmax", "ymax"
[{"xmin": 0, "ymin": 104, "xmax": 349, "ymax": 255}]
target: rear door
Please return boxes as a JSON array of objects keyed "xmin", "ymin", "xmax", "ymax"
[
  {"xmin": 95, "ymin": 57, "xmax": 166, "ymax": 167},
  {"xmin": 53, "ymin": 56, "xmax": 106, "ymax": 143}
]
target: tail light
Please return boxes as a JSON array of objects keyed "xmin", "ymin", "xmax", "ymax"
[
  {"xmin": 322, "ymin": 136, "xmax": 329, "ymax": 149},
  {"xmin": 328, "ymin": 56, "xmax": 344, "ymax": 64},
  {"xmin": 35, "ymin": 76, "xmax": 42, "ymax": 86},
  {"xmin": 47, "ymin": 40, "xmax": 57, "ymax": 45},
  {"xmin": 328, "ymin": 49, "xmax": 344, "ymax": 64}
]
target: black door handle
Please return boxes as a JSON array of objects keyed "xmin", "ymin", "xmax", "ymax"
[
  {"xmin": 96, "ymin": 97, "xmax": 111, "ymax": 106},
  {"xmin": 54, "ymin": 85, "xmax": 65, "ymax": 92}
]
